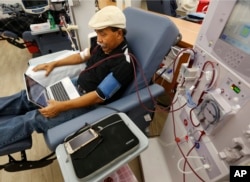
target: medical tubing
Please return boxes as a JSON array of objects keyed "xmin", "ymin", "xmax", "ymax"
[
  {"xmin": 78, "ymin": 50, "xmax": 155, "ymax": 112},
  {"xmin": 150, "ymin": 48, "xmax": 196, "ymax": 113},
  {"xmin": 154, "ymin": 67, "xmax": 167, "ymax": 82},
  {"xmin": 188, "ymin": 61, "xmax": 217, "ymax": 128},
  {"xmin": 131, "ymin": 53, "xmax": 173, "ymax": 114},
  {"xmin": 178, "ymin": 156, "xmax": 207, "ymax": 174},
  {"xmin": 168, "ymin": 102, "xmax": 187, "ymax": 113},
  {"xmin": 191, "ymin": 60, "xmax": 216, "ymax": 97},
  {"xmin": 171, "ymin": 46, "xmax": 182, "ymax": 57},
  {"xmin": 189, "ymin": 106, "xmax": 200, "ymax": 127},
  {"xmin": 171, "ymin": 103, "xmax": 206, "ymax": 182},
  {"xmin": 78, "ymin": 51, "xmax": 138, "ymax": 93},
  {"xmin": 172, "ymin": 48, "xmax": 196, "ymax": 76},
  {"xmin": 79, "ymin": 52, "xmax": 129, "ymax": 75},
  {"xmin": 128, "ymin": 54, "xmax": 159, "ymax": 113},
  {"xmin": 59, "ymin": 15, "xmax": 76, "ymax": 51},
  {"xmin": 182, "ymin": 131, "xmax": 205, "ymax": 181},
  {"xmin": 129, "ymin": 53, "xmax": 176, "ymax": 114},
  {"xmin": 154, "ymin": 59, "xmax": 174, "ymax": 82}
]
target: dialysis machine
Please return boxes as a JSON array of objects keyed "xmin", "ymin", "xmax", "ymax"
[{"xmin": 141, "ymin": 0, "xmax": 250, "ymax": 181}]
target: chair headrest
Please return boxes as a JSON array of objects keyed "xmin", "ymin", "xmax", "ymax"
[{"xmin": 123, "ymin": 7, "xmax": 180, "ymax": 95}]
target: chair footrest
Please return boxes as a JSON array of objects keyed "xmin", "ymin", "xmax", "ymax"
[
  {"xmin": 1, "ymin": 152, "xmax": 56, "ymax": 172},
  {"xmin": 3, "ymin": 159, "xmax": 54, "ymax": 172}
]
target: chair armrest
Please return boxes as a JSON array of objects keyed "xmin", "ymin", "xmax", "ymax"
[
  {"xmin": 25, "ymin": 50, "xmax": 85, "ymax": 86},
  {"xmin": 107, "ymin": 84, "xmax": 163, "ymax": 112},
  {"xmin": 44, "ymin": 83, "xmax": 164, "ymax": 151},
  {"xmin": 3, "ymin": 31, "xmax": 19, "ymax": 39}
]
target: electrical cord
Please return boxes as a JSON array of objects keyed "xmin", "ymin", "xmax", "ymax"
[
  {"xmin": 64, "ymin": 123, "xmax": 91, "ymax": 142},
  {"xmin": 73, "ymin": 137, "xmax": 104, "ymax": 160},
  {"xmin": 97, "ymin": 119, "xmax": 123, "ymax": 132},
  {"xmin": 73, "ymin": 119, "xmax": 123, "ymax": 160}
]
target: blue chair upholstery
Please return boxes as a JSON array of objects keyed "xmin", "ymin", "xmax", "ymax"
[
  {"xmin": 0, "ymin": 7, "xmax": 180, "ymax": 171},
  {"xmin": 22, "ymin": 30, "xmax": 74, "ymax": 55}
]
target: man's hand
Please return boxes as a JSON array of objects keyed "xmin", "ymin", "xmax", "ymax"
[
  {"xmin": 32, "ymin": 62, "xmax": 56, "ymax": 76},
  {"xmin": 38, "ymin": 100, "xmax": 63, "ymax": 118}
]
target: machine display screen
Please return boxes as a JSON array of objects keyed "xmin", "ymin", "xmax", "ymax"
[
  {"xmin": 22, "ymin": 0, "xmax": 48, "ymax": 9},
  {"xmin": 219, "ymin": 0, "xmax": 250, "ymax": 55}
]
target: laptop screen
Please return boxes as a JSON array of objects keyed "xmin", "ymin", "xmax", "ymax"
[{"xmin": 24, "ymin": 74, "xmax": 48, "ymax": 107}]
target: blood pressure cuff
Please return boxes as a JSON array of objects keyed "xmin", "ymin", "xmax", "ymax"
[{"xmin": 96, "ymin": 72, "xmax": 121, "ymax": 100}]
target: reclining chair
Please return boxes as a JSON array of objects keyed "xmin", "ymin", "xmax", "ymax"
[
  {"xmin": 0, "ymin": 7, "xmax": 180, "ymax": 172},
  {"xmin": 22, "ymin": 29, "xmax": 75, "ymax": 56}
]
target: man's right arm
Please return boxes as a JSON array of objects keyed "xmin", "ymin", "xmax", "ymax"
[
  {"xmin": 32, "ymin": 48, "xmax": 91, "ymax": 76},
  {"xmin": 54, "ymin": 48, "xmax": 91, "ymax": 66}
]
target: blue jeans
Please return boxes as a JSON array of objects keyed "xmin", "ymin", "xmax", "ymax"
[{"xmin": 0, "ymin": 78, "xmax": 94, "ymax": 147}]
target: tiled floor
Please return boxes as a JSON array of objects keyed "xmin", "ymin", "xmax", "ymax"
[{"xmin": 131, "ymin": 104, "xmax": 168, "ymax": 181}]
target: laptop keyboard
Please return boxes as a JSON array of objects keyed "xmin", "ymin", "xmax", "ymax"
[{"xmin": 50, "ymin": 82, "xmax": 70, "ymax": 101}]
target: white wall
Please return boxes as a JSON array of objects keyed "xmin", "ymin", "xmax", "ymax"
[
  {"xmin": 69, "ymin": 0, "xmax": 95, "ymax": 50},
  {"xmin": 0, "ymin": 0, "xmax": 21, "ymax": 18},
  {"xmin": 0, "ymin": 0, "xmax": 20, "ymax": 3},
  {"xmin": 116, "ymin": 0, "xmax": 142, "ymax": 9}
]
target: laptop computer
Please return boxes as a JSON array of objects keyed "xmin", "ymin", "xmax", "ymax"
[{"xmin": 24, "ymin": 73, "xmax": 80, "ymax": 107}]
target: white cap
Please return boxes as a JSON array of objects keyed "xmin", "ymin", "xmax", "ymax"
[{"xmin": 88, "ymin": 6, "xmax": 126, "ymax": 30}]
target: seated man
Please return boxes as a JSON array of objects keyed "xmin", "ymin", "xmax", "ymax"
[{"xmin": 0, "ymin": 6, "xmax": 135, "ymax": 148}]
